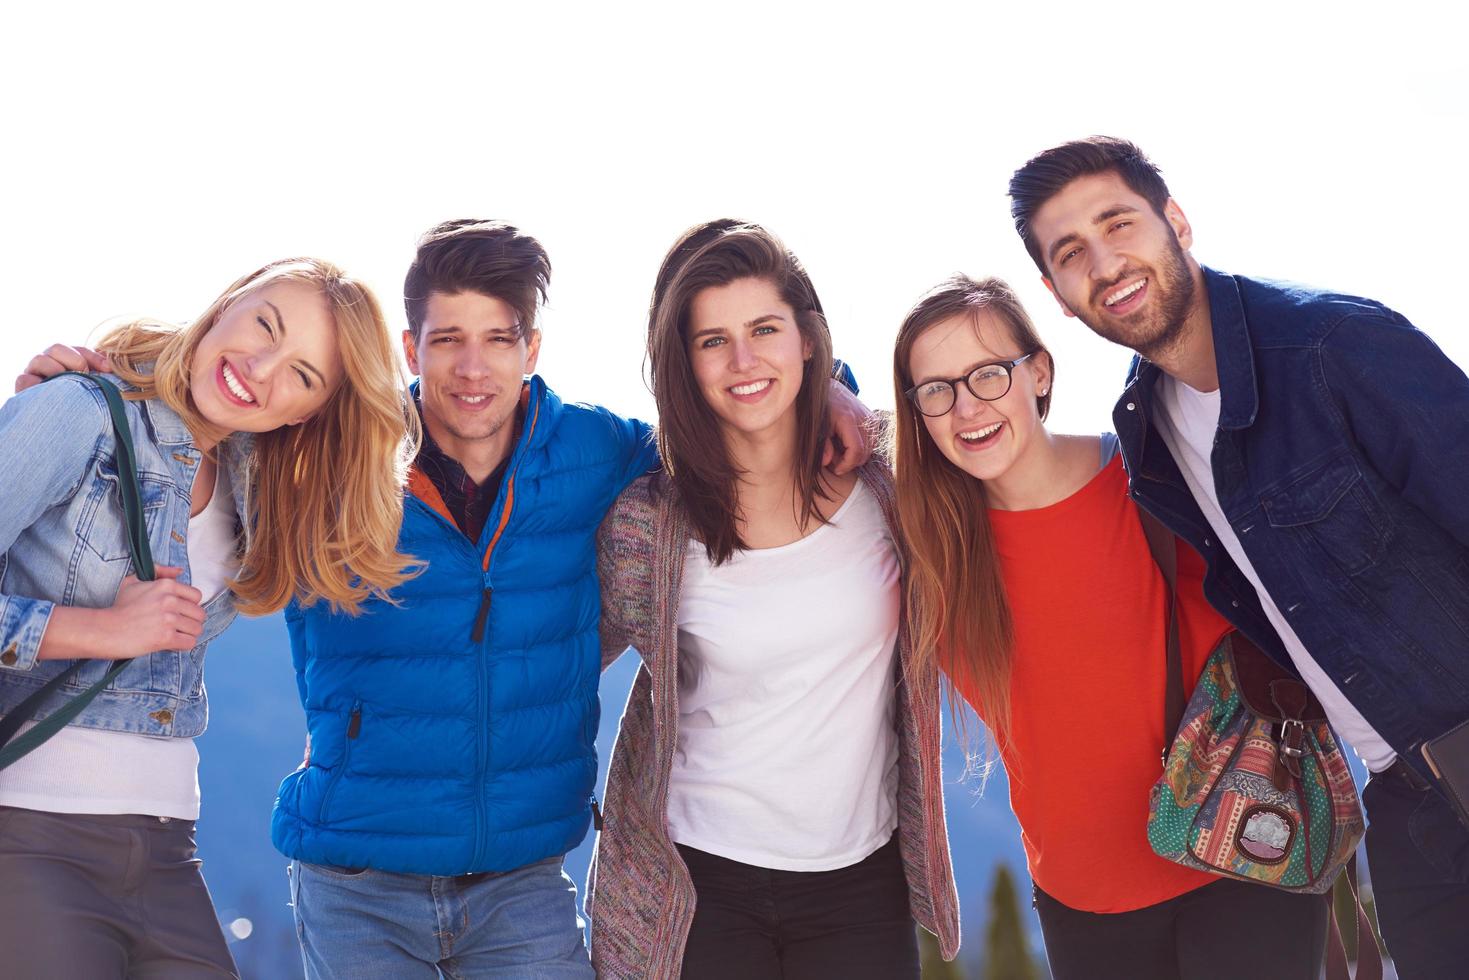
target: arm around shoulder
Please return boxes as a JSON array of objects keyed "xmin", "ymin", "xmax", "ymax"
[{"xmin": 596, "ymin": 474, "xmax": 663, "ymax": 670}]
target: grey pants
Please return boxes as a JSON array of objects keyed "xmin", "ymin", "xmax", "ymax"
[{"xmin": 0, "ymin": 806, "xmax": 238, "ymax": 979}]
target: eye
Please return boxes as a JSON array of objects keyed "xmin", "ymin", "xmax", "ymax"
[
  {"xmin": 431, "ymin": 334, "xmax": 459, "ymax": 344},
  {"xmin": 293, "ymin": 367, "xmax": 313, "ymax": 390},
  {"xmin": 257, "ymin": 315, "xmax": 274, "ymax": 338},
  {"xmin": 753, "ymin": 324, "xmax": 777, "ymax": 336},
  {"xmin": 491, "ymin": 334, "xmax": 516, "ymax": 346},
  {"xmin": 1058, "ymin": 246, "xmax": 1081, "ymax": 266},
  {"xmin": 919, "ymin": 381, "xmax": 950, "ymax": 398},
  {"xmin": 699, "ymin": 336, "xmax": 726, "ymax": 349},
  {"xmin": 973, "ymin": 366, "xmax": 1007, "ymax": 383},
  {"xmin": 1110, "ymin": 220, "xmax": 1132, "ymax": 233}
]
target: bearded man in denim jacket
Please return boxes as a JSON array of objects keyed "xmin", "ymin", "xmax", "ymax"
[{"xmin": 1008, "ymin": 136, "xmax": 1469, "ymax": 978}]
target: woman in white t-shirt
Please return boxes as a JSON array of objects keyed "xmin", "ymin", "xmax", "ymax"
[
  {"xmin": 586, "ymin": 221, "xmax": 960, "ymax": 980},
  {"xmin": 0, "ymin": 258, "xmax": 418, "ymax": 979}
]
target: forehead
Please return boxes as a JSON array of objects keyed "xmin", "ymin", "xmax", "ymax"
[
  {"xmin": 907, "ymin": 311, "xmax": 1021, "ymax": 375},
  {"xmin": 688, "ymin": 277, "xmax": 789, "ymax": 327},
  {"xmin": 423, "ymin": 290, "xmax": 519, "ymax": 329},
  {"xmin": 1031, "ymin": 171, "xmax": 1154, "ymax": 247}
]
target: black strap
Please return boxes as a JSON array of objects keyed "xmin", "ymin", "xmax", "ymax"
[
  {"xmin": 0, "ymin": 373, "xmax": 154, "ymax": 770},
  {"xmin": 1135, "ymin": 503, "xmax": 1185, "ymax": 757}
]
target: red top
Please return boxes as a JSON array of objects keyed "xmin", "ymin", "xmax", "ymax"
[{"xmin": 951, "ymin": 454, "xmax": 1232, "ymax": 913}]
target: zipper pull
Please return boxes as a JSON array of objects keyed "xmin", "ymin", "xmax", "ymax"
[
  {"xmin": 347, "ymin": 707, "xmax": 362, "ymax": 740},
  {"xmin": 472, "ymin": 588, "xmax": 492, "ymax": 642}
]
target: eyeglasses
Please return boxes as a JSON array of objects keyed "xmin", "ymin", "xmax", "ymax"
[{"xmin": 904, "ymin": 353, "xmax": 1037, "ymax": 418}]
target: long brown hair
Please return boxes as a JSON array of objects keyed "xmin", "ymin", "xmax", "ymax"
[
  {"xmin": 891, "ymin": 275, "xmax": 1053, "ymax": 750},
  {"xmin": 647, "ymin": 221, "xmax": 833, "ymax": 564},
  {"xmin": 100, "ymin": 258, "xmax": 421, "ymax": 616}
]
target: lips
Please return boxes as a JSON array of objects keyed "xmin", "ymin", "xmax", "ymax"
[
  {"xmin": 1099, "ymin": 276, "xmax": 1149, "ymax": 316},
  {"xmin": 451, "ymin": 392, "xmax": 495, "ymax": 412},
  {"xmin": 727, "ymin": 378, "xmax": 773, "ymax": 403},
  {"xmin": 216, "ymin": 359, "xmax": 257, "ymax": 407},
  {"xmin": 956, "ymin": 420, "xmax": 1004, "ymax": 451}
]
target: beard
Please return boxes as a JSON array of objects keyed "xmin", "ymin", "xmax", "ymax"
[{"xmin": 1075, "ymin": 236, "xmax": 1196, "ymax": 363}]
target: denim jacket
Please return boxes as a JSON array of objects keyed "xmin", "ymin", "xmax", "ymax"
[
  {"xmin": 1113, "ymin": 266, "xmax": 1469, "ymax": 784},
  {"xmin": 0, "ymin": 373, "xmax": 251, "ymax": 738}
]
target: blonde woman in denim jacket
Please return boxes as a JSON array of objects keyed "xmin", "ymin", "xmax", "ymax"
[{"xmin": 0, "ymin": 258, "xmax": 417, "ymax": 979}]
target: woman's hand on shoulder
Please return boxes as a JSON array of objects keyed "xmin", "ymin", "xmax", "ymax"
[
  {"xmin": 14, "ymin": 345, "xmax": 111, "ymax": 394},
  {"xmin": 38, "ymin": 566, "xmax": 206, "ymax": 661},
  {"xmin": 825, "ymin": 381, "xmax": 876, "ymax": 474}
]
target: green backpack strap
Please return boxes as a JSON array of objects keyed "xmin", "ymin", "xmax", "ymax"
[{"xmin": 0, "ymin": 373, "xmax": 156, "ymax": 770}]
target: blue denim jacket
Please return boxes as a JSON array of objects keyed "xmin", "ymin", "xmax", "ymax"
[
  {"xmin": 1113, "ymin": 267, "xmax": 1469, "ymax": 784},
  {"xmin": 0, "ymin": 373, "xmax": 250, "ymax": 738}
]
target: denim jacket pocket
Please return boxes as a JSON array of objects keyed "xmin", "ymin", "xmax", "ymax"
[
  {"xmin": 1261, "ymin": 452, "xmax": 1388, "ymax": 575},
  {"xmin": 77, "ymin": 469, "xmax": 175, "ymax": 563}
]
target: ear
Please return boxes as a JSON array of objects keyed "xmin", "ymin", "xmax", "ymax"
[
  {"xmin": 1041, "ymin": 276, "xmax": 1077, "ymax": 319},
  {"xmin": 1163, "ymin": 197, "xmax": 1194, "ymax": 251},
  {"xmin": 402, "ymin": 329, "xmax": 421, "ymax": 375},
  {"xmin": 1031, "ymin": 351, "xmax": 1054, "ymax": 397},
  {"xmin": 523, "ymin": 328, "xmax": 543, "ymax": 376}
]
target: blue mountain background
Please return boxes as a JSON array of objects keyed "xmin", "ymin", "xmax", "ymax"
[{"xmin": 196, "ymin": 613, "xmax": 1048, "ymax": 977}]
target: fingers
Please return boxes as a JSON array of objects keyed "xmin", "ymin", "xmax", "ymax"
[
  {"xmin": 154, "ymin": 565, "xmax": 185, "ymax": 580},
  {"xmin": 830, "ymin": 435, "xmax": 859, "ymax": 475},
  {"xmin": 821, "ymin": 438, "xmax": 835, "ymax": 469},
  {"xmin": 81, "ymin": 348, "xmax": 111, "ymax": 373}
]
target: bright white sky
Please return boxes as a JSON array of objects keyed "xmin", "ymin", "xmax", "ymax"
[{"xmin": 3, "ymin": 2, "xmax": 1464, "ymax": 437}]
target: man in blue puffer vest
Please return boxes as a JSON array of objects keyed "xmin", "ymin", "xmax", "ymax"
[{"xmin": 265, "ymin": 220, "xmax": 871, "ymax": 978}]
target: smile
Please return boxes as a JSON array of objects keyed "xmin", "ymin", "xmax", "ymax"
[
  {"xmin": 729, "ymin": 379, "xmax": 772, "ymax": 397},
  {"xmin": 218, "ymin": 360, "xmax": 257, "ymax": 406},
  {"xmin": 453, "ymin": 393, "xmax": 494, "ymax": 409},
  {"xmin": 958, "ymin": 421, "xmax": 1004, "ymax": 447},
  {"xmin": 1103, "ymin": 278, "xmax": 1147, "ymax": 308}
]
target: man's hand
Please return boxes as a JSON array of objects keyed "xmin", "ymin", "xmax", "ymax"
[
  {"xmin": 15, "ymin": 345, "xmax": 110, "ymax": 393},
  {"xmin": 824, "ymin": 379, "xmax": 876, "ymax": 474}
]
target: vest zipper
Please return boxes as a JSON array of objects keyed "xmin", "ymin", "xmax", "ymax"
[{"xmin": 318, "ymin": 700, "xmax": 361, "ymax": 823}]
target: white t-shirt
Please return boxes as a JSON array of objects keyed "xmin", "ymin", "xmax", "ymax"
[
  {"xmin": 0, "ymin": 463, "xmax": 242, "ymax": 818},
  {"xmin": 667, "ymin": 480, "xmax": 901, "ymax": 871},
  {"xmin": 1152, "ymin": 374, "xmax": 1397, "ymax": 771}
]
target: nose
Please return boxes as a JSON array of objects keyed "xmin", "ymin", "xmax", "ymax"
[
  {"xmin": 728, "ymin": 337, "xmax": 758, "ymax": 373},
  {"xmin": 1089, "ymin": 238, "xmax": 1128, "ymax": 284},
  {"xmin": 455, "ymin": 340, "xmax": 490, "ymax": 380},
  {"xmin": 952, "ymin": 382, "xmax": 985, "ymax": 420}
]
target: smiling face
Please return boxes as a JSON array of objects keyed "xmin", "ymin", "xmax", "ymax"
[
  {"xmin": 687, "ymin": 276, "xmax": 811, "ymax": 444},
  {"xmin": 404, "ymin": 290, "xmax": 541, "ymax": 468},
  {"xmin": 1030, "ymin": 170, "xmax": 1200, "ymax": 360},
  {"xmin": 907, "ymin": 309, "xmax": 1050, "ymax": 484},
  {"xmin": 188, "ymin": 279, "xmax": 345, "ymax": 439}
]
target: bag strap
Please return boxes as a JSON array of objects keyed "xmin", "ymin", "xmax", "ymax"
[
  {"xmin": 1134, "ymin": 502, "xmax": 1185, "ymax": 757},
  {"xmin": 0, "ymin": 373, "xmax": 154, "ymax": 771},
  {"xmin": 1324, "ymin": 855, "xmax": 1385, "ymax": 980}
]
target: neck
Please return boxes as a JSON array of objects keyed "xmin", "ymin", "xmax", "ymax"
[
  {"xmin": 424, "ymin": 412, "xmax": 516, "ymax": 485},
  {"xmin": 1147, "ymin": 260, "xmax": 1219, "ymax": 392},
  {"xmin": 983, "ymin": 426, "xmax": 1074, "ymax": 511},
  {"xmin": 723, "ymin": 412, "xmax": 801, "ymax": 497}
]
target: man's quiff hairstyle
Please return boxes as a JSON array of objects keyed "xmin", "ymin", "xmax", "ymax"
[
  {"xmin": 1008, "ymin": 136, "xmax": 1173, "ymax": 275},
  {"xmin": 404, "ymin": 219, "xmax": 552, "ymax": 338}
]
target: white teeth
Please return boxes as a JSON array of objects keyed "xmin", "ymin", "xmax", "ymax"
[
  {"xmin": 221, "ymin": 362, "xmax": 255, "ymax": 403},
  {"xmin": 457, "ymin": 394, "xmax": 489, "ymax": 404},
  {"xmin": 959, "ymin": 422, "xmax": 1003, "ymax": 441},
  {"xmin": 730, "ymin": 379, "xmax": 772, "ymax": 396},
  {"xmin": 1104, "ymin": 279, "xmax": 1146, "ymax": 306}
]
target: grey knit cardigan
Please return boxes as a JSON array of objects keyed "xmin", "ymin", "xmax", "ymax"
[{"xmin": 587, "ymin": 460, "xmax": 961, "ymax": 978}]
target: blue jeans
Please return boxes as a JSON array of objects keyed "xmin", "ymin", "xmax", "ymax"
[{"xmin": 288, "ymin": 857, "xmax": 593, "ymax": 979}]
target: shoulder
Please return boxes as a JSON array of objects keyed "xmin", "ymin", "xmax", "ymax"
[
  {"xmin": 3, "ymin": 373, "xmax": 112, "ymax": 423},
  {"xmin": 529, "ymin": 381, "xmax": 652, "ymax": 458},
  {"xmin": 605, "ymin": 472, "xmax": 668, "ymax": 531},
  {"xmin": 1225, "ymin": 270, "xmax": 1406, "ymax": 347}
]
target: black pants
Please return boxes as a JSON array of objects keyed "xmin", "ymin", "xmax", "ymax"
[
  {"xmin": 1363, "ymin": 769, "xmax": 1469, "ymax": 980},
  {"xmin": 676, "ymin": 836, "xmax": 919, "ymax": 979},
  {"xmin": 1033, "ymin": 877, "xmax": 1327, "ymax": 980}
]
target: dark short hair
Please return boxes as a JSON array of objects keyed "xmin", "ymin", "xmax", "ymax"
[
  {"xmin": 403, "ymin": 219, "xmax": 551, "ymax": 338},
  {"xmin": 1008, "ymin": 137, "xmax": 1172, "ymax": 275}
]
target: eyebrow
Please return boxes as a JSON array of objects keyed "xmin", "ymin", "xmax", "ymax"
[
  {"xmin": 1045, "ymin": 204, "xmax": 1142, "ymax": 265},
  {"xmin": 267, "ymin": 300, "xmax": 328, "ymax": 387}
]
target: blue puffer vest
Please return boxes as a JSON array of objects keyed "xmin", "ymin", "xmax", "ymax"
[{"xmin": 272, "ymin": 376, "xmax": 656, "ymax": 874}]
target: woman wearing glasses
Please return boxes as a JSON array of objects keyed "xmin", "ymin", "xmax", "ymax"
[{"xmin": 890, "ymin": 276, "xmax": 1328, "ymax": 980}]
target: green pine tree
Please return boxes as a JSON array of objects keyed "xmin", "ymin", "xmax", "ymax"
[{"xmin": 983, "ymin": 865, "xmax": 1039, "ymax": 980}]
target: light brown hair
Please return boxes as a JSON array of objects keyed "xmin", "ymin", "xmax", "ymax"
[
  {"xmin": 891, "ymin": 274, "xmax": 1053, "ymax": 751},
  {"xmin": 101, "ymin": 257, "xmax": 421, "ymax": 615},
  {"xmin": 647, "ymin": 221, "xmax": 833, "ymax": 564}
]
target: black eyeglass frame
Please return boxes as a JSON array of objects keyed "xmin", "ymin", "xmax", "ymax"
[{"xmin": 904, "ymin": 353, "xmax": 1037, "ymax": 418}]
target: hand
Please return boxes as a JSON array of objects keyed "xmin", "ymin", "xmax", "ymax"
[
  {"xmin": 102, "ymin": 566, "xmax": 207, "ymax": 657},
  {"xmin": 14, "ymin": 345, "xmax": 111, "ymax": 394},
  {"xmin": 824, "ymin": 379, "xmax": 876, "ymax": 474}
]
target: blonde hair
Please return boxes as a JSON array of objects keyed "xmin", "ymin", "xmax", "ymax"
[{"xmin": 100, "ymin": 257, "xmax": 421, "ymax": 616}]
